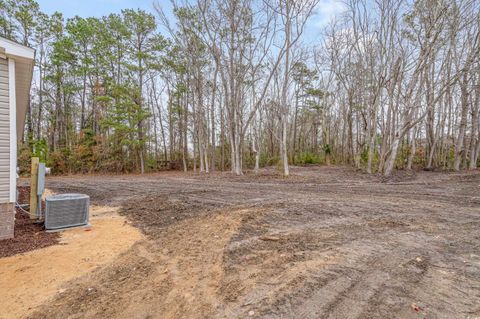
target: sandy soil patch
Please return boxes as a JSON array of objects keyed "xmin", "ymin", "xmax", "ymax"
[{"xmin": 0, "ymin": 206, "xmax": 143, "ymax": 319}]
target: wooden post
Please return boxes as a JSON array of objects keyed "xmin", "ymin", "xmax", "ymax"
[{"xmin": 29, "ymin": 157, "xmax": 39, "ymax": 219}]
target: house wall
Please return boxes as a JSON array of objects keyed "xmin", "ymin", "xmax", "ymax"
[{"xmin": 0, "ymin": 56, "xmax": 13, "ymax": 240}]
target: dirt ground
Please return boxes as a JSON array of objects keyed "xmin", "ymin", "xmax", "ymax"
[{"xmin": 5, "ymin": 166, "xmax": 480, "ymax": 318}]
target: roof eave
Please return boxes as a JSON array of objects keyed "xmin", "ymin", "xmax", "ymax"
[{"xmin": 0, "ymin": 37, "xmax": 35, "ymax": 61}]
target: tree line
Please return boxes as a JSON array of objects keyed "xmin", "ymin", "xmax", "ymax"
[{"xmin": 1, "ymin": 0, "xmax": 479, "ymax": 176}]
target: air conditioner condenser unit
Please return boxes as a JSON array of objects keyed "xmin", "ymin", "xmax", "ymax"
[{"xmin": 45, "ymin": 194, "xmax": 90, "ymax": 231}]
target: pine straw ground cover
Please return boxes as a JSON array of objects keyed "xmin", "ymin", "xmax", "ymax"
[{"xmin": 0, "ymin": 186, "xmax": 59, "ymax": 258}]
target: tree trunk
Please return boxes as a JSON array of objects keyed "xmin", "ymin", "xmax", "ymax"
[
  {"xmin": 469, "ymin": 76, "xmax": 479, "ymax": 169},
  {"xmin": 384, "ymin": 135, "xmax": 400, "ymax": 176},
  {"xmin": 454, "ymin": 72, "xmax": 469, "ymax": 171}
]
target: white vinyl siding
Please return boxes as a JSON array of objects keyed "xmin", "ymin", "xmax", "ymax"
[{"xmin": 0, "ymin": 57, "xmax": 9, "ymax": 203}]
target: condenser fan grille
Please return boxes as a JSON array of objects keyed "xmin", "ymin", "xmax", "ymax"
[{"xmin": 45, "ymin": 194, "xmax": 90, "ymax": 230}]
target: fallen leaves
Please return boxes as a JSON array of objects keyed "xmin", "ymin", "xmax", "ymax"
[
  {"xmin": 411, "ymin": 303, "xmax": 421, "ymax": 312},
  {"xmin": 259, "ymin": 236, "xmax": 280, "ymax": 242}
]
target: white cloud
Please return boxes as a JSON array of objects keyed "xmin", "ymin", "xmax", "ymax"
[{"xmin": 312, "ymin": 0, "xmax": 347, "ymax": 28}]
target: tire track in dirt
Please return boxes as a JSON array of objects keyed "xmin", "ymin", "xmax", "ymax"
[{"xmin": 22, "ymin": 168, "xmax": 480, "ymax": 318}]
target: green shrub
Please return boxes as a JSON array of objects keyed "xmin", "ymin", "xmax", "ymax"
[
  {"xmin": 295, "ymin": 152, "xmax": 322, "ymax": 165},
  {"xmin": 17, "ymin": 143, "xmax": 32, "ymax": 176}
]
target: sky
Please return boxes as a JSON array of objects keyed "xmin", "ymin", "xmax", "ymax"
[
  {"xmin": 37, "ymin": 0, "xmax": 159, "ymax": 18},
  {"xmin": 36, "ymin": 0, "xmax": 346, "ymax": 42}
]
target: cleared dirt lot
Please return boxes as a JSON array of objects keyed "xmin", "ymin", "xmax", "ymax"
[{"xmin": 23, "ymin": 166, "xmax": 480, "ymax": 318}]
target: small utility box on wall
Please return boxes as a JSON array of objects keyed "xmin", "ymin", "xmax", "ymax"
[
  {"xmin": 37, "ymin": 163, "xmax": 45, "ymax": 197},
  {"xmin": 36, "ymin": 162, "xmax": 46, "ymax": 219}
]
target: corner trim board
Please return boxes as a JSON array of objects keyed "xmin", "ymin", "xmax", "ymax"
[{"xmin": 8, "ymin": 58, "xmax": 16, "ymax": 203}]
